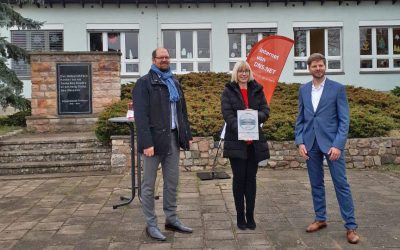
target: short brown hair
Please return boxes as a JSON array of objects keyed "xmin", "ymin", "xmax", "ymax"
[
  {"xmin": 307, "ymin": 53, "xmax": 326, "ymax": 66},
  {"xmin": 152, "ymin": 48, "xmax": 169, "ymax": 59}
]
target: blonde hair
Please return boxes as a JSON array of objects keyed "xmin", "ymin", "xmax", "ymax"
[{"xmin": 231, "ymin": 60, "xmax": 254, "ymax": 83}]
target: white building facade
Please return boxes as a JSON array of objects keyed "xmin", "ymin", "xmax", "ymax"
[{"xmin": 3, "ymin": 0, "xmax": 400, "ymax": 98}]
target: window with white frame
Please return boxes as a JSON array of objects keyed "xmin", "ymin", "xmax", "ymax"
[
  {"xmin": 293, "ymin": 25, "xmax": 342, "ymax": 72},
  {"xmin": 359, "ymin": 26, "xmax": 400, "ymax": 71},
  {"xmin": 88, "ymin": 30, "xmax": 139, "ymax": 75},
  {"xmin": 11, "ymin": 30, "xmax": 63, "ymax": 77},
  {"xmin": 228, "ymin": 28, "xmax": 276, "ymax": 70},
  {"xmin": 162, "ymin": 29, "xmax": 211, "ymax": 73}
]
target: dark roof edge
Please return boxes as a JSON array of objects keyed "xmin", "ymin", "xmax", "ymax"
[{"xmin": 9, "ymin": 0, "xmax": 398, "ymax": 8}]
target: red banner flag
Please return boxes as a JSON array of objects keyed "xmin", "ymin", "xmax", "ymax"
[{"xmin": 246, "ymin": 35, "xmax": 294, "ymax": 104}]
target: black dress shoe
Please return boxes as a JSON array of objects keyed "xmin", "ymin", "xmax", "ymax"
[{"xmin": 165, "ymin": 221, "xmax": 193, "ymax": 234}]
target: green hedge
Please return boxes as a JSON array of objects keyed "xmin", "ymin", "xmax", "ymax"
[
  {"xmin": 177, "ymin": 73, "xmax": 229, "ymax": 139},
  {"xmin": 0, "ymin": 109, "xmax": 31, "ymax": 127},
  {"xmin": 95, "ymin": 99, "xmax": 131, "ymax": 143},
  {"xmin": 264, "ymin": 82, "xmax": 300, "ymax": 140},
  {"xmin": 391, "ymin": 86, "xmax": 400, "ymax": 97},
  {"xmin": 349, "ymin": 104, "xmax": 397, "ymax": 138},
  {"xmin": 95, "ymin": 72, "xmax": 400, "ymax": 143},
  {"xmin": 0, "ymin": 100, "xmax": 31, "ymax": 127}
]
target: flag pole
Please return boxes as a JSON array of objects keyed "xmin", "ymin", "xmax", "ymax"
[{"xmin": 196, "ymin": 123, "xmax": 230, "ymax": 181}]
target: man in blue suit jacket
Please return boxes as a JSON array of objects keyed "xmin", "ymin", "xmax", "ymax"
[{"xmin": 295, "ymin": 53, "xmax": 359, "ymax": 244}]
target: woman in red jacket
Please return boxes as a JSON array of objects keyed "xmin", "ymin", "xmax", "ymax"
[{"xmin": 221, "ymin": 60, "xmax": 270, "ymax": 230}]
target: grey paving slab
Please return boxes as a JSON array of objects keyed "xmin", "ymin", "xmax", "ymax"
[
  {"xmin": 108, "ymin": 241, "xmax": 140, "ymax": 250},
  {"xmin": 32, "ymin": 222, "xmax": 64, "ymax": 231},
  {"xmin": 173, "ymin": 236, "xmax": 203, "ymax": 248},
  {"xmin": 205, "ymin": 239, "xmax": 238, "ymax": 250},
  {"xmin": 0, "ymin": 240, "xmax": 17, "ymax": 250},
  {"xmin": 0, "ymin": 168, "xmax": 399, "ymax": 249}
]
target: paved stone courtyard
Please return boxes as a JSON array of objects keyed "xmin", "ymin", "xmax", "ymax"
[{"xmin": 0, "ymin": 168, "xmax": 399, "ymax": 249}]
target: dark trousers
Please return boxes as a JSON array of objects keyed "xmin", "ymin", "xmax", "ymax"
[{"xmin": 229, "ymin": 144, "xmax": 258, "ymax": 219}]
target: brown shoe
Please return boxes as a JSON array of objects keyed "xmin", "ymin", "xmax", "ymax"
[
  {"xmin": 306, "ymin": 221, "xmax": 327, "ymax": 232},
  {"xmin": 347, "ymin": 229, "xmax": 360, "ymax": 244}
]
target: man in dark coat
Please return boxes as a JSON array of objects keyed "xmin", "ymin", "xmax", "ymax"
[{"xmin": 133, "ymin": 47, "xmax": 193, "ymax": 241}]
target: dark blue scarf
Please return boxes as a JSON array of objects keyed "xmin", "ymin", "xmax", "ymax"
[{"xmin": 150, "ymin": 64, "xmax": 180, "ymax": 102}]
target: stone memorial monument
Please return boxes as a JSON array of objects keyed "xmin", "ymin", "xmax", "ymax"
[{"xmin": 26, "ymin": 52, "xmax": 121, "ymax": 132}]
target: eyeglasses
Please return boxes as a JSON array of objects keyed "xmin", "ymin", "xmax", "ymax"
[
  {"xmin": 155, "ymin": 56, "xmax": 170, "ymax": 60},
  {"xmin": 238, "ymin": 70, "xmax": 250, "ymax": 74}
]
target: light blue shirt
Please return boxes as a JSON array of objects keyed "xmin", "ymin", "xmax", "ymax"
[
  {"xmin": 171, "ymin": 102, "xmax": 177, "ymax": 130},
  {"xmin": 157, "ymin": 73, "xmax": 178, "ymax": 130}
]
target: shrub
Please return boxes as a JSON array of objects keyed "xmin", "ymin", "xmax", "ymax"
[
  {"xmin": 8, "ymin": 110, "xmax": 31, "ymax": 126},
  {"xmin": 264, "ymin": 82, "xmax": 300, "ymax": 140},
  {"xmin": 121, "ymin": 82, "xmax": 134, "ymax": 100},
  {"xmin": 95, "ymin": 72, "xmax": 400, "ymax": 143},
  {"xmin": 0, "ymin": 116, "xmax": 8, "ymax": 126},
  {"xmin": 95, "ymin": 99, "xmax": 131, "ymax": 143},
  {"xmin": 346, "ymin": 85, "xmax": 400, "ymax": 124},
  {"xmin": 0, "ymin": 109, "xmax": 31, "ymax": 127},
  {"xmin": 391, "ymin": 86, "xmax": 400, "ymax": 97},
  {"xmin": 176, "ymin": 72, "xmax": 230, "ymax": 139},
  {"xmin": 349, "ymin": 104, "xmax": 397, "ymax": 138}
]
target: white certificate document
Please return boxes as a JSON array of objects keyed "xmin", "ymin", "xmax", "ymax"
[{"xmin": 237, "ymin": 110, "xmax": 259, "ymax": 140}]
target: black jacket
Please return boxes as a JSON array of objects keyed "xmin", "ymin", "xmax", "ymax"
[
  {"xmin": 221, "ymin": 80, "xmax": 270, "ymax": 163},
  {"xmin": 132, "ymin": 70, "xmax": 192, "ymax": 156}
]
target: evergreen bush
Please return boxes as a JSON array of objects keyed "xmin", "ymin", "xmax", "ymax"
[
  {"xmin": 264, "ymin": 82, "xmax": 299, "ymax": 140},
  {"xmin": 121, "ymin": 83, "xmax": 134, "ymax": 100},
  {"xmin": 176, "ymin": 73, "xmax": 229, "ymax": 139},
  {"xmin": 95, "ymin": 73, "xmax": 400, "ymax": 143},
  {"xmin": 95, "ymin": 99, "xmax": 130, "ymax": 143},
  {"xmin": 349, "ymin": 104, "xmax": 397, "ymax": 138},
  {"xmin": 0, "ymin": 108, "xmax": 31, "ymax": 127},
  {"xmin": 391, "ymin": 86, "xmax": 400, "ymax": 97},
  {"xmin": 346, "ymin": 85, "xmax": 400, "ymax": 124},
  {"xmin": 7, "ymin": 110, "xmax": 30, "ymax": 126}
]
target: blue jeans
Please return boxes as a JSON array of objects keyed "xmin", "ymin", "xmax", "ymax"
[{"xmin": 306, "ymin": 140, "xmax": 357, "ymax": 230}]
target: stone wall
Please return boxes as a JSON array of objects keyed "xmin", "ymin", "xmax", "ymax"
[
  {"xmin": 27, "ymin": 52, "xmax": 121, "ymax": 133},
  {"xmin": 110, "ymin": 136, "xmax": 400, "ymax": 172},
  {"xmin": 268, "ymin": 137, "xmax": 400, "ymax": 169},
  {"xmin": 110, "ymin": 135, "xmax": 132, "ymax": 174},
  {"xmin": 110, "ymin": 136, "xmax": 229, "ymax": 174}
]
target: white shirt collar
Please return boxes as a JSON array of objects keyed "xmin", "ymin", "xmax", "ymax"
[
  {"xmin": 311, "ymin": 77, "xmax": 326, "ymax": 112},
  {"xmin": 312, "ymin": 77, "xmax": 326, "ymax": 90}
]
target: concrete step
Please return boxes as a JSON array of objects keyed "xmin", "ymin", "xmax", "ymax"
[
  {"xmin": 0, "ymin": 132, "xmax": 112, "ymax": 175},
  {"xmin": 0, "ymin": 140, "xmax": 104, "ymax": 151},
  {"xmin": 0, "ymin": 131, "xmax": 102, "ymax": 150},
  {"xmin": 0, "ymin": 160, "xmax": 111, "ymax": 175},
  {"xmin": 0, "ymin": 148, "xmax": 111, "ymax": 163}
]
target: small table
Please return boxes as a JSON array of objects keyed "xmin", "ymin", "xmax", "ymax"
[{"xmin": 108, "ymin": 117, "xmax": 141, "ymax": 209}]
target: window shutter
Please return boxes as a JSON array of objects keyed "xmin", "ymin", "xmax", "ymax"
[
  {"xmin": 49, "ymin": 31, "xmax": 64, "ymax": 51},
  {"xmin": 10, "ymin": 30, "xmax": 64, "ymax": 77}
]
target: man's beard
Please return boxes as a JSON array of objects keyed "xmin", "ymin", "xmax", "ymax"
[
  {"xmin": 159, "ymin": 64, "xmax": 170, "ymax": 72},
  {"xmin": 312, "ymin": 71, "xmax": 325, "ymax": 79}
]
